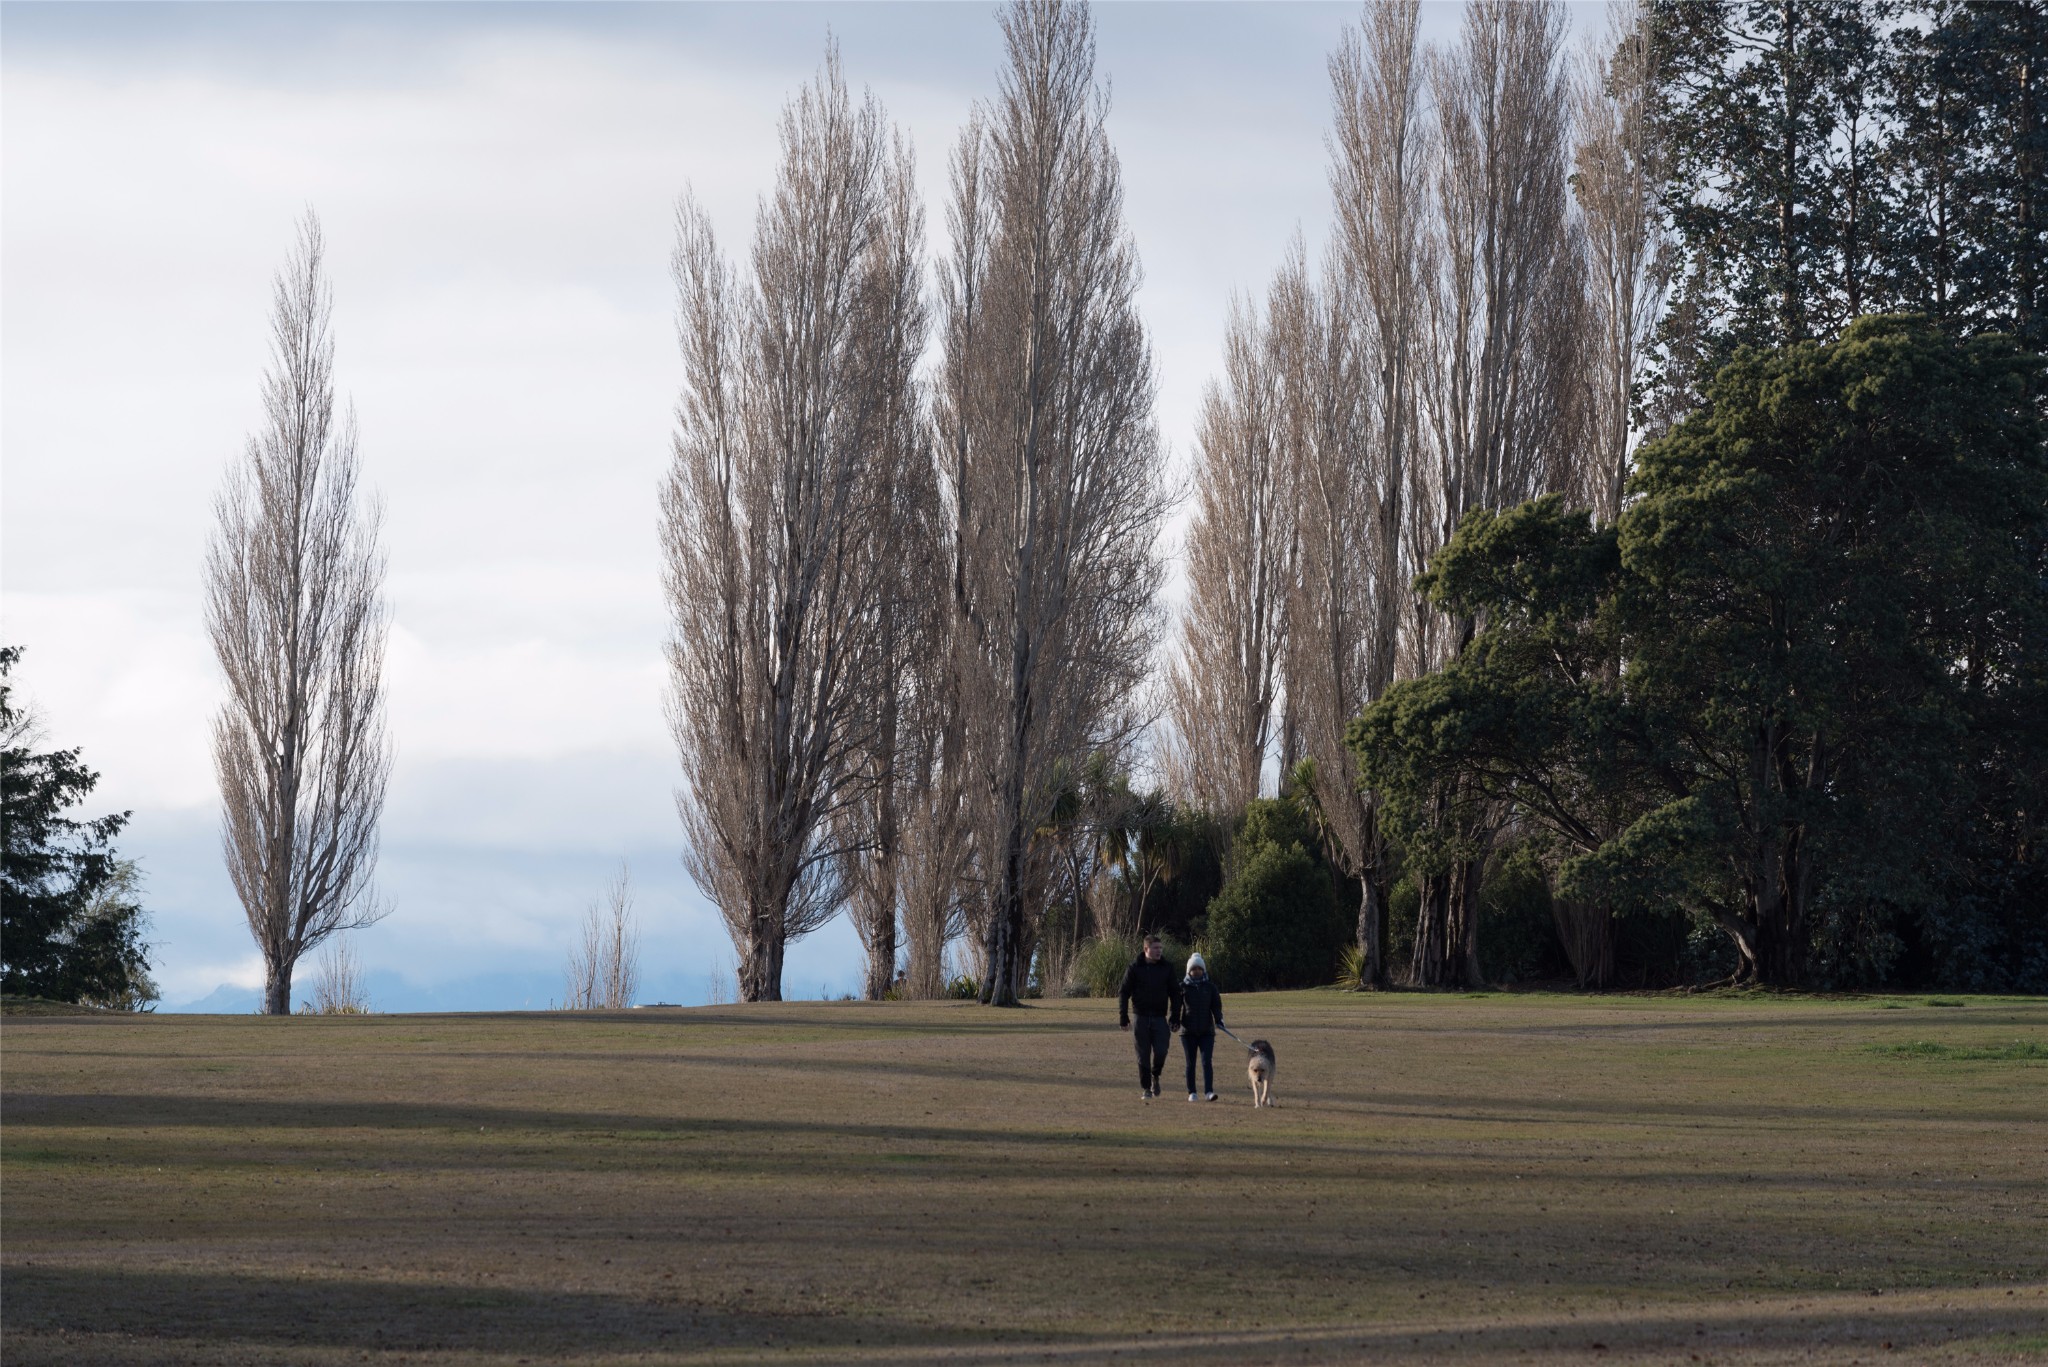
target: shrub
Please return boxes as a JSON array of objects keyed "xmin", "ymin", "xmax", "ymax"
[
  {"xmin": 301, "ymin": 936, "xmax": 372, "ymax": 1015},
  {"xmin": 1203, "ymin": 828, "xmax": 1348, "ymax": 991},
  {"xmin": 1073, "ymin": 937, "xmax": 1131, "ymax": 998},
  {"xmin": 945, "ymin": 974, "xmax": 980, "ymax": 1000},
  {"xmin": 1071, "ymin": 934, "xmax": 1193, "ymax": 998}
]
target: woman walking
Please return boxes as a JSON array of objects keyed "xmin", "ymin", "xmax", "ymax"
[{"xmin": 1177, "ymin": 952, "xmax": 1224, "ymax": 1101}]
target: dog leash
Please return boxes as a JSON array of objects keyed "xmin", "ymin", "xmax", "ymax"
[{"xmin": 1216, "ymin": 1023, "xmax": 1260, "ymax": 1054}]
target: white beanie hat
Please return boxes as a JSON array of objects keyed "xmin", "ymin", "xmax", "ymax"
[{"xmin": 1185, "ymin": 952, "xmax": 1207, "ymax": 975}]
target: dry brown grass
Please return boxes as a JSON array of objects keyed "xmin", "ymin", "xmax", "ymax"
[{"xmin": 3, "ymin": 990, "xmax": 2043, "ymax": 1365}]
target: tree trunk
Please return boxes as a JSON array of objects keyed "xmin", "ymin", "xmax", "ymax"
[
  {"xmin": 863, "ymin": 913, "xmax": 897, "ymax": 1001},
  {"xmin": 1455, "ymin": 855, "xmax": 1485, "ymax": 989},
  {"xmin": 981, "ymin": 825, "xmax": 1026, "ymax": 1008},
  {"xmin": 263, "ymin": 962, "xmax": 293, "ymax": 1016},
  {"xmin": 2017, "ymin": 38, "xmax": 2038, "ymax": 343},
  {"xmin": 741, "ymin": 910, "xmax": 784, "ymax": 1002},
  {"xmin": 1413, "ymin": 855, "xmax": 1487, "ymax": 988},
  {"xmin": 1551, "ymin": 897, "xmax": 1615, "ymax": 988},
  {"xmin": 1778, "ymin": 0, "xmax": 1803, "ymax": 340},
  {"xmin": 1357, "ymin": 869, "xmax": 1388, "ymax": 990},
  {"xmin": 1411, "ymin": 870, "xmax": 1456, "ymax": 987}
]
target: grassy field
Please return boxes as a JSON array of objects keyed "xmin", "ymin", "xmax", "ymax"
[{"xmin": 3, "ymin": 990, "xmax": 2044, "ymax": 1365}]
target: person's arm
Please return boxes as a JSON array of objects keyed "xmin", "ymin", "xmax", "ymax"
[
  {"xmin": 1118, "ymin": 963, "xmax": 1135, "ymax": 1027},
  {"xmin": 1210, "ymin": 987, "xmax": 1224, "ymax": 1030},
  {"xmin": 1169, "ymin": 972, "xmax": 1185, "ymax": 1028}
]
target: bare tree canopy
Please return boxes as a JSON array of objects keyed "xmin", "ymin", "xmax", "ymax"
[
  {"xmin": 206, "ymin": 212, "xmax": 392, "ymax": 1016},
  {"xmin": 564, "ymin": 865, "xmax": 641, "ymax": 1011},
  {"xmin": 940, "ymin": 0, "xmax": 1169, "ymax": 1006},
  {"xmin": 1165, "ymin": 291, "xmax": 1292, "ymax": 820},
  {"xmin": 665, "ymin": 47, "xmax": 926, "ymax": 1002},
  {"xmin": 1573, "ymin": 0, "xmax": 1669, "ymax": 520},
  {"xmin": 830, "ymin": 153, "xmax": 938, "ymax": 1002}
]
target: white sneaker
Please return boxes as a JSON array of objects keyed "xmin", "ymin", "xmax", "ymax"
[
  {"xmin": 1205, "ymin": 1092, "xmax": 1218, "ymax": 1102},
  {"xmin": 1141, "ymin": 1089, "xmax": 1152, "ymax": 1101},
  {"xmin": 1188, "ymin": 1092, "xmax": 1198, "ymax": 1102}
]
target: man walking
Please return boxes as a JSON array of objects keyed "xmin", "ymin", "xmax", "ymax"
[{"xmin": 1118, "ymin": 934, "xmax": 1182, "ymax": 1099}]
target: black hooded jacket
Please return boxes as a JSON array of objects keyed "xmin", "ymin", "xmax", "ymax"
[
  {"xmin": 1118, "ymin": 956, "xmax": 1182, "ymax": 1023},
  {"xmin": 1178, "ymin": 974, "xmax": 1223, "ymax": 1038}
]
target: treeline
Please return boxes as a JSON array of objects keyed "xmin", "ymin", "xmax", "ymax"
[
  {"xmin": 674, "ymin": 0, "xmax": 2043, "ymax": 1003},
  {"xmin": 12, "ymin": 0, "xmax": 2036, "ymax": 1012}
]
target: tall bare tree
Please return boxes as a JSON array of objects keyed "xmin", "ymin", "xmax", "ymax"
[
  {"xmin": 1270, "ymin": 245, "xmax": 1379, "ymax": 957},
  {"xmin": 207, "ymin": 213, "xmax": 391, "ymax": 1017},
  {"xmin": 830, "ymin": 180, "xmax": 935, "ymax": 1000},
  {"xmin": 939, "ymin": 0, "xmax": 1169, "ymax": 1006},
  {"xmin": 1573, "ymin": 0, "xmax": 1670, "ymax": 519},
  {"xmin": 1164, "ymin": 293, "xmax": 1292, "ymax": 818},
  {"xmin": 564, "ymin": 864, "xmax": 641, "ymax": 1011},
  {"xmin": 1300, "ymin": 0, "xmax": 1430, "ymax": 989},
  {"xmin": 1407, "ymin": 0, "xmax": 1588, "ymax": 987},
  {"xmin": 895, "ymin": 670, "xmax": 976, "ymax": 998},
  {"xmin": 665, "ymin": 51, "xmax": 926, "ymax": 1002}
]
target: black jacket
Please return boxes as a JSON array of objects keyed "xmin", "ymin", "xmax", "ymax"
[
  {"xmin": 1178, "ymin": 976, "xmax": 1223, "ymax": 1037},
  {"xmin": 1118, "ymin": 957, "xmax": 1182, "ymax": 1023}
]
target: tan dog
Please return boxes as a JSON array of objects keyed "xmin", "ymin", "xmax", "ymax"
[{"xmin": 1246, "ymin": 1039, "xmax": 1277, "ymax": 1107}]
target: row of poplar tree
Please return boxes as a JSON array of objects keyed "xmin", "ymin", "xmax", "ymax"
[{"xmin": 668, "ymin": 0, "xmax": 2046, "ymax": 1003}]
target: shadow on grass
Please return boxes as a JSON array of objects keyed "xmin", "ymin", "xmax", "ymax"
[
  {"xmin": 0, "ymin": 1261, "xmax": 951, "ymax": 1356},
  {"xmin": 5, "ymin": 1263, "xmax": 2043, "ymax": 1364},
  {"xmin": 10, "ymin": 1084, "xmax": 2041, "ymax": 1152},
  {"xmin": 3, "ymin": 1091, "xmax": 1356, "ymax": 1163},
  {"xmin": 0, "ymin": 1006, "xmax": 1117, "ymax": 1035}
]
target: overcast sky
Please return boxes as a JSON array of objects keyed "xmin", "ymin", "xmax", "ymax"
[{"xmin": 2, "ymin": 1, "xmax": 1600, "ymax": 1011}]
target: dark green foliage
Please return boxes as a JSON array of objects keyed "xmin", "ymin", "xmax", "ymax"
[
  {"xmin": 1646, "ymin": 0, "xmax": 2048, "ymax": 409},
  {"xmin": 1649, "ymin": 0, "xmax": 1894, "ymax": 356},
  {"xmin": 1351, "ymin": 319, "xmax": 2048, "ymax": 990},
  {"xmin": 1386, "ymin": 876, "xmax": 1418, "ymax": 973},
  {"xmin": 1478, "ymin": 847, "xmax": 1568, "ymax": 986},
  {"xmin": 1201, "ymin": 798, "xmax": 1349, "ymax": 992},
  {"xmin": 1608, "ymin": 316, "xmax": 2047, "ymax": 985},
  {"xmin": 1, "ymin": 647, "xmax": 155, "ymax": 1008},
  {"xmin": 1882, "ymin": 0, "xmax": 2048, "ymax": 350},
  {"xmin": 1136, "ymin": 819, "xmax": 1225, "ymax": 946}
]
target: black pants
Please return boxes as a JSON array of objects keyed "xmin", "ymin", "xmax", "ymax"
[
  {"xmin": 1182, "ymin": 1031, "xmax": 1215, "ymax": 1094},
  {"xmin": 1132, "ymin": 1015, "xmax": 1170, "ymax": 1090}
]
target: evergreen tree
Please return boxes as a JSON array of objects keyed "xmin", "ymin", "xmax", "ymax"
[
  {"xmin": 1648, "ymin": 0, "xmax": 1897, "ymax": 380},
  {"xmin": 1352, "ymin": 318, "xmax": 2048, "ymax": 988},
  {"xmin": 1886, "ymin": 0, "xmax": 2048, "ymax": 348},
  {"xmin": 1, "ymin": 647, "xmax": 155, "ymax": 1006}
]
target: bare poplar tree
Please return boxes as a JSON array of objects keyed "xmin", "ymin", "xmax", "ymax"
[
  {"xmin": 895, "ymin": 678, "xmax": 976, "ymax": 998},
  {"xmin": 1300, "ymin": 0, "xmax": 1430, "ymax": 989},
  {"xmin": 564, "ymin": 865, "xmax": 640, "ymax": 1010},
  {"xmin": 1573, "ymin": 0, "xmax": 1669, "ymax": 520},
  {"xmin": 939, "ymin": 0, "xmax": 1169, "ymax": 1006},
  {"xmin": 666, "ymin": 51, "xmax": 926, "ymax": 1002},
  {"xmin": 1164, "ymin": 293, "xmax": 1292, "ymax": 818},
  {"xmin": 1407, "ymin": 0, "xmax": 1588, "ymax": 987},
  {"xmin": 830, "ymin": 181, "xmax": 935, "ymax": 1000},
  {"xmin": 206, "ymin": 213, "xmax": 391, "ymax": 1016},
  {"xmin": 1270, "ymin": 245, "xmax": 1380, "ymax": 960}
]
